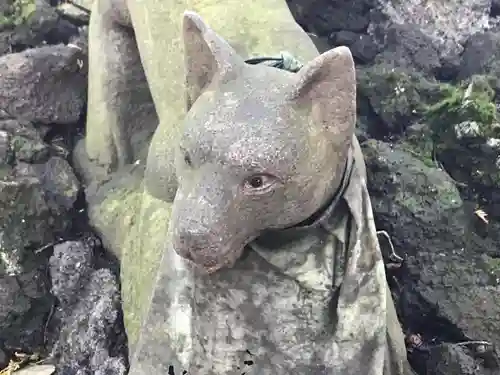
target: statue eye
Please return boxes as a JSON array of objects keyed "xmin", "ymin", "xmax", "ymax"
[{"xmin": 242, "ymin": 174, "xmax": 277, "ymax": 193}]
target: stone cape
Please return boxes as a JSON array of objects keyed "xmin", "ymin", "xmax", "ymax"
[{"xmin": 128, "ymin": 137, "xmax": 414, "ymax": 375}]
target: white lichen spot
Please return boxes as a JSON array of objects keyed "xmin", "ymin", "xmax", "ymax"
[
  {"xmin": 0, "ymin": 232, "xmax": 23, "ymax": 276},
  {"xmin": 394, "ymin": 84, "xmax": 406, "ymax": 95},
  {"xmin": 486, "ymin": 138, "xmax": 500, "ymax": 149}
]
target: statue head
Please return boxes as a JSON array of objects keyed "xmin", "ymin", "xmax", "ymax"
[{"xmin": 171, "ymin": 11, "xmax": 356, "ymax": 273}]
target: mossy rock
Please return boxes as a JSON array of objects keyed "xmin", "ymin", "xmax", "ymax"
[
  {"xmin": 399, "ymin": 123, "xmax": 435, "ymax": 168},
  {"xmin": 486, "ymin": 60, "xmax": 500, "ymax": 95},
  {"xmin": 362, "ymin": 139, "xmax": 463, "ymax": 221},
  {"xmin": 424, "ymin": 75, "xmax": 498, "ymax": 143},
  {"xmin": 0, "ymin": 0, "xmax": 36, "ymax": 29},
  {"xmin": 357, "ymin": 64, "xmax": 440, "ymax": 135},
  {"xmin": 391, "ymin": 75, "xmax": 498, "ymax": 178},
  {"xmin": 478, "ymin": 254, "xmax": 500, "ymax": 286}
]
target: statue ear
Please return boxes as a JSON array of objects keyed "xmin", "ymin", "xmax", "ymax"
[
  {"xmin": 183, "ymin": 11, "xmax": 244, "ymax": 110},
  {"xmin": 289, "ymin": 46, "xmax": 356, "ymax": 145}
]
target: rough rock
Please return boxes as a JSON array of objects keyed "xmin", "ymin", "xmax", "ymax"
[
  {"xmin": 49, "ymin": 237, "xmax": 128, "ymax": 375},
  {"xmin": 0, "ymin": 125, "xmax": 80, "ymax": 259},
  {"xmin": 370, "ymin": 0, "xmax": 493, "ymax": 60},
  {"xmin": 0, "ymin": 0, "xmax": 92, "ymax": 368},
  {"xmin": 0, "ymin": 0, "xmax": 80, "ymax": 56},
  {"xmin": 289, "ymin": 0, "xmax": 497, "ymax": 80},
  {"xmin": 424, "ymin": 344, "xmax": 499, "ymax": 375},
  {"xmin": 0, "ymin": 43, "xmax": 87, "ymax": 124},
  {"xmin": 0, "ymin": 349, "xmax": 6, "ymax": 369},
  {"xmin": 329, "ymin": 30, "xmax": 379, "ymax": 63},
  {"xmin": 362, "ymin": 139, "xmax": 500, "ymax": 375},
  {"xmin": 287, "ymin": 0, "xmax": 374, "ymax": 36},
  {"xmin": 418, "ymin": 76, "xmax": 500, "ymax": 221},
  {"xmin": 0, "ymin": 118, "xmax": 80, "ymax": 360},
  {"xmin": 56, "ymin": 2, "xmax": 90, "ymax": 25},
  {"xmin": 493, "ymin": 0, "xmax": 500, "ymax": 17},
  {"xmin": 458, "ymin": 32, "xmax": 500, "ymax": 92},
  {"xmin": 372, "ymin": 23, "xmax": 441, "ymax": 77},
  {"xmin": 438, "ymin": 133, "xmax": 500, "ymax": 221},
  {"xmin": 356, "ymin": 64, "xmax": 439, "ymax": 136},
  {"xmin": 0, "ymin": 261, "xmax": 53, "ymax": 355}
]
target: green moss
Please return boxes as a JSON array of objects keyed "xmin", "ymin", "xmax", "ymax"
[
  {"xmin": 89, "ymin": 183, "xmax": 173, "ymax": 350},
  {"xmin": 400, "ymin": 131, "xmax": 435, "ymax": 169},
  {"xmin": 358, "ymin": 66, "xmax": 432, "ymax": 131},
  {"xmin": 399, "ymin": 193, "xmax": 420, "ymax": 212},
  {"xmin": 424, "ymin": 76, "xmax": 497, "ymax": 141},
  {"xmin": 437, "ymin": 183, "xmax": 462, "ymax": 208},
  {"xmin": 0, "ymin": 0, "xmax": 36, "ymax": 28},
  {"xmin": 486, "ymin": 257, "xmax": 500, "ymax": 272},
  {"xmin": 481, "ymin": 255, "xmax": 500, "ymax": 286}
]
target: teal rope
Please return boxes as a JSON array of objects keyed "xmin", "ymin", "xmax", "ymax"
[{"xmin": 244, "ymin": 51, "xmax": 303, "ymax": 73}]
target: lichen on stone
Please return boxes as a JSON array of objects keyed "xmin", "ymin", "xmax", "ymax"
[
  {"xmin": 0, "ymin": 0, "xmax": 37, "ymax": 29},
  {"xmin": 400, "ymin": 123, "xmax": 436, "ymax": 168},
  {"xmin": 424, "ymin": 75, "xmax": 498, "ymax": 142},
  {"xmin": 358, "ymin": 65, "xmax": 431, "ymax": 132}
]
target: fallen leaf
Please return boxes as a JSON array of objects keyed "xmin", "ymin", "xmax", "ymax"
[
  {"xmin": 474, "ymin": 209, "xmax": 489, "ymax": 224},
  {"xmin": 12, "ymin": 365, "xmax": 55, "ymax": 375}
]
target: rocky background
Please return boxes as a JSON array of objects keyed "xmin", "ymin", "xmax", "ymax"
[{"xmin": 1, "ymin": 0, "xmax": 500, "ymax": 374}]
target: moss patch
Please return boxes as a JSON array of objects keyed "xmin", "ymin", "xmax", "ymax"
[
  {"xmin": 89, "ymin": 181, "xmax": 173, "ymax": 350},
  {"xmin": 400, "ymin": 126, "xmax": 435, "ymax": 168},
  {"xmin": 479, "ymin": 255, "xmax": 500, "ymax": 286},
  {"xmin": 424, "ymin": 75, "xmax": 497, "ymax": 142},
  {"xmin": 0, "ymin": 0, "xmax": 36, "ymax": 28},
  {"xmin": 357, "ymin": 65, "xmax": 433, "ymax": 132}
]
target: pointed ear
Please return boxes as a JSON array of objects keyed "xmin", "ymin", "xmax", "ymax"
[
  {"xmin": 289, "ymin": 46, "xmax": 356, "ymax": 143},
  {"xmin": 183, "ymin": 11, "xmax": 244, "ymax": 110}
]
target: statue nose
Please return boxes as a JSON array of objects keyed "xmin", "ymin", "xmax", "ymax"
[{"xmin": 173, "ymin": 228, "xmax": 219, "ymax": 265}]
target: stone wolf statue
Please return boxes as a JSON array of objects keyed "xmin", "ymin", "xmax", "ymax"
[{"xmin": 75, "ymin": 1, "xmax": 416, "ymax": 374}]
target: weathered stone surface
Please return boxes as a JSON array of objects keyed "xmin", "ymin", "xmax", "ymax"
[
  {"xmin": 0, "ymin": 0, "xmax": 80, "ymax": 56},
  {"xmin": 49, "ymin": 237, "xmax": 127, "ymax": 375},
  {"xmin": 0, "ymin": 161, "xmax": 78, "ymax": 260},
  {"xmin": 363, "ymin": 139, "xmax": 500, "ymax": 375},
  {"xmin": 77, "ymin": 0, "xmax": 322, "ymax": 356},
  {"xmin": 372, "ymin": 23, "xmax": 441, "ymax": 77},
  {"xmin": 0, "ymin": 118, "xmax": 80, "ymax": 360},
  {"xmin": 424, "ymin": 344, "xmax": 499, "ymax": 375},
  {"xmin": 357, "ymin": 65, "xmax": 438, "ymax": 136},
  {"xmin": 492, "ymin": 0, "xmax": 500, "ymax": 17},
  {"xmin": 0, "ymin": 0, "xmax": 499, "ymax": 374},
  {"xmin": 0, "ymin": 262, "xmax": 53, "ymax": 353},
  {"xmin": 370, "ymin": 0, "xmax": 493, "ymax": 59},
  {"xmin": 0, "ymin": 119, "xmax": 49, "ymax": 164},
  {"xmin": 287, "ymin": 0, "xmax": 374, "ymax": 35},
  {"xmin": 458, "ymin": 32, "xmax": 500, "ymax": 90},
  {"xmin": 57, "ymin": 2, "xmax": 90, "ymax": 25},
  {"xmin": 0, "ymin": 44, "xmax": 87, "ymax": 124},
  {"xmin": 329, "ymin": 30, "xmax": 379, "ymax": 63}
]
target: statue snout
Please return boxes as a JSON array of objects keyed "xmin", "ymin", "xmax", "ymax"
[{"xmin": 172, "ymin": 226, "xmax": 235, "ymax": 273}]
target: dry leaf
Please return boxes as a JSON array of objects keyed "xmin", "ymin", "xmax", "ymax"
[
  {"xmin": 0, "ymin": 352, "xmax": 53, "ymax": 375},
  {"xmin": 474, "ymin": 209, "xmax": 489, "ymax": 224},
  {"xmin": 12, "ymin": 365, "xmax": 55, "ymax": 375}
]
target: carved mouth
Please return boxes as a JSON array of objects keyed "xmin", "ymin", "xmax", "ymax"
[
  {"xmin": 182, "ymin": 245, "xmax": 246, "ymax": 275},
  {"xmin": 173, "ymin": 232, "xmax": 258, "ymax": 275}
]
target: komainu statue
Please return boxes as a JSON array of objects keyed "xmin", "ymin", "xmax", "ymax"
[{"xmin": 74, "ymin": 1, "xmax": 416, "ymax": 374}]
